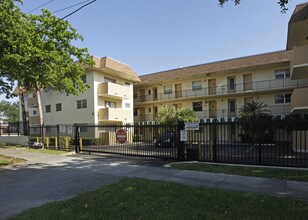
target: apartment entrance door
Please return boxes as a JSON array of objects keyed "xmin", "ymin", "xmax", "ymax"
[
  {"xmin": 208, "ymin": 79, "xmax": 216, "ymax": 95},
  {"xmin": 153, "ymin": 87, "xmax": 158, "ymax": 101},
  {"xmin": 175, "ymin": 84, "xmax": 182, "ymax": 98},
  {"xmin": 140, "ymin": 89, "xmax": 145, "ymax": 102},
  {"xmin": 209, "ymin": 100, "xmax": 217, "ymax": 118},
  {"xmin": 140, "ymin": 107, "xmax": 145, "ymax": 121},
  {"xmin": 243, "ymin": 74, "xmax": 252, "ymax": 91}
]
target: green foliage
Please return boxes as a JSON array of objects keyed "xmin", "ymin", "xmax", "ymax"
[
  {"xmin": 0, "ymin": 100, "xmax": 19, "ymax": 122},
  {"xmin": 239, "ymin": 101, "xmax": 270, "ymax": 122},
  {"xmin": 0, "ymin": 0, "xmax": 94, "ymax": 98},
  {"xmin": 81, "ymin": 138, "xmax": 104, "ymax": 146},
  {"xmin": 155, "ymin": 106, "xmax": 198, "ymax": 124},
  {"xmin": 218, "ymin": 0, "xmax": 289, "ymax": 13}
]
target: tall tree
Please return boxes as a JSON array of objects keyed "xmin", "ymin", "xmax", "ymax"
[
  {"xmin": 218, "ymin": 0, "xmax": 289, "ymax": 13},
  {"xmin": 0, "ymin": 101, "xmax": 19, "ymax": 122}
]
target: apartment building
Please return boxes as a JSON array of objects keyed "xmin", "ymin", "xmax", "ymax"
[
  {"xmin": 21, "ymin": 56, "xmax": 140, "ymax": 129},
  {"xmin": 133, "ymin": 3, "xmax": 308, "ymax": 124}
]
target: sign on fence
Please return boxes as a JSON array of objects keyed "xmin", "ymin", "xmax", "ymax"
[
  {"xmin": 116, "ymin": 128, "xmax": 127, "ymax": 144},
  {"xmin": 185, "ymin": 122, "xmax": 199, "ymax": 131},
  {"xmin": 180, "ymin": 130, "xmax": 188, "ymax": 141}
]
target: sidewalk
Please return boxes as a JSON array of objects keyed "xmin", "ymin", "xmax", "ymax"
[{"xmin": 1, "ymin": 147, "xmax": 308, "ymax": 219}]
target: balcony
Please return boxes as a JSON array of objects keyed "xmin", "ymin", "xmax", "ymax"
[
  {"xmin": 134, "ymin": 78, "xmax": 308, "ymax": 103},
  {"xmin": 27, "ymin": 97, "xmax": 38, "ymax": 108},
  {"xmin": 98, "ymin": 82, "xmax": 131, "ymax": 99},
  {"xmin": 290, "ymin": 45, "xmax": 308, "ymax": 80},
  {"xmin": 98, "ymin": 108, "xmax": 132, "ymax": 122},
  {"xmin": 28, "ymin": 115, "xmax": 40, "ymax": 125},
  {"xmin": 291, "ymin": 88, "xmax": 308, "ymax": 113}
]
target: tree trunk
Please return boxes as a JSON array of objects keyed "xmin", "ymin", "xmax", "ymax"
[
  {"xmin": 18, "ymin": 87, "xmax": 28, "ymax": 135},
  {"xmin": 36, "ymin": 88, "xmax": 45, "ymax": 145}
]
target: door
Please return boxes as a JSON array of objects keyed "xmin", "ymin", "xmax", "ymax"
[
  {"xmin": 208, "ymin": 79, "xmax": 216, "ymax": 95},
  {"xmin": 153, "ymin": 87, "xmax": 158, "ymax": 101},
  {"xmin": 175, "ymin": 84, "xmax": 182, "ymax": 98},
  {"xmin": 209, "ymin": 100, "xmax": 217, "ymax": 118},
  {"xmin": 228, "ymin": 99, "xmax": 236, "ymax": 117},
  {"xmin": 153, "ymin": 106, "xmax": 158, "ymax": 120},
  {"xmin": 140, "ymin": 89, "xmax": 145, "ymax": 102},
  {"xmin": 228, "ymin": 77, "xmax": 236, "ymax": 93},
  {"xmin": 140, "ymin": 107, "xmax": 145, "ymax": 121},
  {"xmin": 243, "ymin": 74, "xmax": 252, "ymax": 91}
]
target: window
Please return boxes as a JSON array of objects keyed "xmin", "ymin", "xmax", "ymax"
[
  {"xmin": 105, "ymin": 101, "xmax": 116, "ymax": 108},
  {"xmin": 81, "ymin": 75, "xmax": 87, "ymax": 83},
  {"xmin": 192, "ymin": 81, "xmax": 202, "ymax": 90},
  {"xmin": 164, "ymin": 85, "xmax": 172, "ymax": 94},
  {"xmin": 275, "ymin": 69, "xmax": 290, "ymax": 79},
  {"xmin": 45, "ymin": 105, "xmax": 51, "ymax": 113},
  {"xmin": 125, "ymin": 82, "xmax": 130, "ymax": 86},
  {"xmin": 80, "ymin": 127, "xmax": 88, "ymax": 132},
  {"xmin": 148, "ymin": 90, "xmax": 151, "ymax": 95},
  {"xmin": 134, "ymin": 108, "xmax": 138, "ymax": 116},
  {"xmin": 149, "ymin": 108, "xmax": 151, "ymax": 113},
  {"xmin": 192, "ymin": 102, "xmax": 202, "ymax": 112},
  {"xmin": 77, "ymin": 99, "xmax": 87, "ymax": 109},
  {"xmin": 275, "ymin": 94, "xmax": 291, "ymax": 104},
  {"xmin": 228, "ymin": 99, "xmax": 236, "ymax": 112},
  {"xmin": 104, "ymin": 77, "xmax": 116, "ymax": 83},
  {"xmin": 33, "ymin": 110, "xmax": 37, "ymax": 115},
  {"xmin": 133, "ymin": 93, "xmax": 138, "ymax": 99},
  {"xmin": 125, "ymin": 103, "xmax": 131, "ymax": 108},
  {"xmin": 228, "ymin": 77, "xmax": 236, "ymax": 91},
  {"xmin": 56, "ymin": 103, "xmax": 62, "ymax": 112}
]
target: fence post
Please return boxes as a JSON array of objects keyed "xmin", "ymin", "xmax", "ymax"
[
  {"xmin": 177, "ymin": 121, "xmax": 185, "ymax": 161},
  {"xmin": 56, "ymin": 125, "xmax": 60, "ymax": 150},
  {"xmin": 55, "ymin": 137, "xmax": 58, "ymax": 150},
  {"xmin": 210, "ymin": 122, "xmax": 217, "ymax": 162},
  {"xmin": 258, "ymin": 142, "xmax": 262, "ymax": 165},
  {"xmin": 74, "ymin": 124, "xmax": 79, "ymax": 153},
  {"xmin": 65, "ymin": 137, "xmax": 69, "ymax": 152}
]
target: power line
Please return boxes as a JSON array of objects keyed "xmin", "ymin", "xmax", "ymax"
[
  {"xmin": 52, "ymin": 0, "xmax": 91, "ymax": 14},
  {"xmin": 26, "ymin": 0, "xmax": 56, "ymax": 14},
  {"xmin": 33, "ymin": 0, "xmax": 97, "ymax": 36}
]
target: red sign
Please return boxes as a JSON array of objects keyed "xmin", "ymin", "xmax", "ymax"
[{"xmin": 116, "ymin": 129, "xmax": 127, "ymax": 144}]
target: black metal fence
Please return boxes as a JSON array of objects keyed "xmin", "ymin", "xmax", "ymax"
[
  {"xmin": 0, "ymin": 121, "xmax": 29, "ymax": 136},
  {"xmin": 24, "ymin": 119, "xmax": 308, "ymax": 168}
]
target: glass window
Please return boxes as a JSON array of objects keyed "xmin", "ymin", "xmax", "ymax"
[
  {"xmin": 133, "ymin": 93, "xmax": 137, "ymax": 99},
  {"xmin": 81, "ymin": 75, "xmax": 87, "ymax": 83},
  {"xmin": 45, "ymin": 105, "xmax": 51, "ymax": 113},
  {"xmin": 275, "ymin": 69, "xmax": 290, "ymax": 79},
  {"xmin": 192, "ymin": 102, "xmax": 202, "ymax": 112},
  {"xmin": 105, "ymin": 101, "xmax": 116, "ymax": 108},
  {"xmin": 125, "ymin": 82, "xmax": 130, "ymax": 86},
  {"xmin": 134, "ymin": 108, "xmax": 138, "ymax": 116},
  {"xmin": 164, "ymin": 85, "xmax": 172, "ymax": 94},
  {"xmin": 33, "ymin": 110, "xmax": 37, "ymax": 115},
  {"xmin": 104, "ymin": 77, "xmax": 116, "ymax": 83},
  {"xmin": 56, "ymin": 103, "xmax": 62, "ymax": 112},
  {"xmin": 77, "ymin": 99, "xmax": 87, "ymax": 109},
  {"xmin": 192, "ymin": 81, "xmax": 202, "ymax": 90},
  {"xmin": 125, "ymin": 103, "xmax": 131, "ymax": 108},
  {"xmin": 275, "ymin": 94, "xmax": 291, "ymax": 104},
  {"xmin": 228, "ymin": 77, "xmax": 236, "ymax": 91}
]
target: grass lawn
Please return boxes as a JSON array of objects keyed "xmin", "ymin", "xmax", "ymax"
[
  {"xmin": 0, "ymin": 154, "xmax": 26, "ymax": 167},
  {"xmin": 11, "ymin": 178, "xmax": 308, "ymax": 220},
  {"xmin": 171, "ymin": 163, "xmax": 308, "ymax": 182}
]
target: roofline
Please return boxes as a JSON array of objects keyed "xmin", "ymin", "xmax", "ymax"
[{"xmin": 142, "ymin": 50, "xmax": 290, "ymax": 77}]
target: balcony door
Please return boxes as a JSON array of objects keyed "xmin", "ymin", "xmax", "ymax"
[
  {"xmin": 243, "ymin": 74, "xmax": 252, "ymax": 91},
  {"xmin": 175, "ymin": 83, "xmax": 182, "ymax": 98},
  {"xmin": 228, "ymin": 76, "xmax": 236, "ymax": 93},
  {"xmin": 153, "ymin": 87, "xmax": 158, "ymax": 101},
  {"xmin": 139, "ymin": 89, "xmax": 145, "ymax": 102},
  {"xmin": 209, "ymin": 100, "xmax": 217, "ymax": 118},
  {"xmin": 140, "ymin": 107, "xmax": 145, "ymax": 121},
  {"xmin": 208, "ymin": 79, "xmax": 216, "ymax": 95}
]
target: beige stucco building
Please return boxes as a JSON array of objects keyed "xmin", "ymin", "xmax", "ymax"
[
  {"xmin": 133, "ymin": 2, "xmax": 308, "ymax": 124},
  {"xmin": 21, "ymin": 56, "xmax": 140, "ymax": 131}
]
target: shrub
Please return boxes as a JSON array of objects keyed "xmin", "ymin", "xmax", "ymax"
[{"xmin": 81, "ymin": 138, "xmax": 104, "ymax": 146}]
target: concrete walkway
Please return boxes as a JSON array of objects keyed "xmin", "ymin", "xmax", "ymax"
[{"xmin": 1, "ymin": 148, "xmax": 308, "ymax": 219}]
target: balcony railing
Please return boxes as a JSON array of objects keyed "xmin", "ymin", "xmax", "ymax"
[
  {"xmin": 27, "ymin": 97, "xmax": 38, "ymax": 108},
  {"xmin": 98, "ymin": 82, "xmax": 131, "ymax": 99},
  {"xmin": 98, "ymin": 108, "xmax": 132, "ymax": 122},
  {"xmin": 133, "ymin": 105, "xmax": 291, "ymax": 122},
  {"xmin": 134, "ymin": 78, "xmax": 308, "ymax": 103}
]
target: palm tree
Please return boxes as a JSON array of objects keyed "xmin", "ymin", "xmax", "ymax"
[
  {"xmin": 155, "ymin": 106, "xmax": 177, "ymax": 124},
  {"xmin": 176, "ymin": 107, "xmax": 198, "ymax": 123},
  {"xmin": 239, "ymin": 101, "xmax": 269, "ymax": 121},
  {"xmin": 239, "ymin": 101, "xmax": 272, "ymax": 143}
]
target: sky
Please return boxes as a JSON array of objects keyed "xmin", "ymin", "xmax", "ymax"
[{"xmin": 2, "ymin": 0, "xmax": 306, "ymax": 101}]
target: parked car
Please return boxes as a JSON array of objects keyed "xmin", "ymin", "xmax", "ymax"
[{"xmin": 155, "ymin": 132, "xmax": 176, "ymax": 148}]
